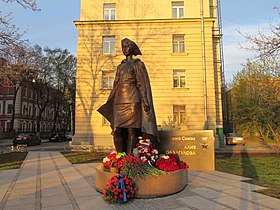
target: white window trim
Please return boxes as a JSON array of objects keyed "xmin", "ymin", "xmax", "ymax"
[
  {"xmin": 5, "ymin": 101, "xmax": 13, "ymax": 115},
  {"xmin": 102, "ymin": 36, "xmax": 116, "ymax": 54},
  {"xmin": 172, "ymin": 1, "xmax": 184, "ymax": 18},
  {"xmin": 102, "ymin": 70, "xmax": 115, "ymax": 89},
  {"xmin": 173, "ymin": 35, "xmax": 185, "ymax": 53},
  {"xmin": 173, "ymin": 69, "xmax": 186, "ymax": 88},
  {"xmin": 173, "ymin": 105, "xmax": 186, "ymax": 125},
  {"xmin": 104, "ymin": 3, "xmax": 116, "ymax": 20}
]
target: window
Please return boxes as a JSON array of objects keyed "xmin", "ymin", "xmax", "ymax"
[
  {"xmin": 34, "ymin": 122, "xmax": 37, "ymax": 132},
  {"xmin": 6, "ymin": 103, "xmax": 13, "ymax": 115},
  {"xmin": 173, "ymin": 70, "xmax": 186, "ymax": 88},
  {"xmin": 28, "ymin": 105, "xmax": 32, "ymax": 116},
  {"xmin": 28, "ymin": 122, "xmax": 32, "ymax": 132},
  {"xmin": 102, "ymin": 36, "xmax": 115, "ymax": 54},
  {"xmin": 104, "ymin": 3, "xmax": 116, "ymax": 20},
  {"xmin": 172, "ymin": 1, "xmax": 184, "ymax": 18},
  {"xmin": 22, "ymin": 103, "xmax": 28, "ymax": 115},
  {"xmin": 173, "ymin": 35, "xmax": 185, "ymax": 53},
  {"xmin": 173, "ymin": 105, "xmax": 186, "ymax": 124},
  {"xmin": 23, "ymin": 122, "xmax": 26, "ymax": 132},
  {"xmin": 102, "ymin": 71, "xmax": 115, "ymax": 89}
]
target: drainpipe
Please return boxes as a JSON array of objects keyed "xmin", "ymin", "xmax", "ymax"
[{"xmin": 200, "ymin": 0, "xmax": 208, "ymax": 129}]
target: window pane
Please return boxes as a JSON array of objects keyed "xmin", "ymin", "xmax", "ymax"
[
  {"xmin": 103, "ymin": 37, "xmax": 115, "ymax": 54},
  {"xmin": 102, "ymin": 71, "xmax": 115, "ymax": 89},
  {"xmin": 104, "ymin": 4, "xmax": 115, "ymax": 8},
  {"xmin": 179, "ymin": 42, "xmax": 185, "ymax": 52},
  {"xmin": 174, "ymin": 114, "xmax": 179, "ymax": 124},
  {"xmin": 172, "ymin": 8, "xmax": 177, "ymax": 18},
  {"xmin": 111, "ymin": 10, "xmax": 115, "ymax": 20},
  {"xmin": 172, "ymin": 2, "xmax": 184, "ymax": 6},
  {"xmin": 174, "ymin": 70, "xmax": 185, "ymax": 76},
  {"xmin": 180, "ymin": 76, "xmax": 186, "ymax": 87},
  {"xmin": 103, "ymin": 79, "xmax": 109, "ymax": 89},
  {"xmin": 7, "ymin": 104, "xmax": 13, "ymax": 114},
  {"xmin": 110, "ymin": 41, "xmax": 115, "ymax": 53},
  {"xmin": 173, "ymin": 35, "xmax": 184, "ymax": 41},
  {"xmin": 103, "ymin": 42, "xmax": 109, "ymax": 54},
  {"xmin": 173, "ymin": 78, "xmax": 179, "ymax": 87},
  {"xmin": 180, "ymin": 112, "xmax": 186, "ymax": 123},
  {"xmin": 173, "ymin": 105, "xmax": 186, "ymax": 124},
  {"xmin": 173, "ymin": 43, "xmax": 178, "ymax": 52},
  {"xmin": 104, "ymin": 10, "xmax": 109, "ymax": 20},
  {"xmin": 179, "ymin": 8, "xmax": 184, "ymax": 18},
  {"xmin": 109, "ymin": 77, "xmax": 114, "ymax": 89}
]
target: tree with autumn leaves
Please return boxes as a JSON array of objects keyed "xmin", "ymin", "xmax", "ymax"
[
  {"xmin": 1, "ymin": 0, "xmax": 76, "ymax": 133},
  {"xmin": 227, "ymin": 7, "xmax": 280, "ymax": 144}
]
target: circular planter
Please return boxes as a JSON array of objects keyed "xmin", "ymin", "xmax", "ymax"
[{"xmin": 95, "ymin": 164, "xmax": 188, "ymax": 198}]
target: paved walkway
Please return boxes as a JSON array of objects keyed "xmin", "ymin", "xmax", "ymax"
[{"xmin": 0, "ymin": 152, "xmax": 279, "ymax": 210}]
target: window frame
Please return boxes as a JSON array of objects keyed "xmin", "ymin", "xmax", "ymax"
[
  {"xmin": 102, "ymin": 36, "xmax": 116, "ymax": 55},
  {"xmin": 101, "ymin": 70, "xmax": 115, "ymax": 90},
  {"xmin": 173, "ymin": 69, "xmax": 186, "ymax": 88},
  {"xmin": 6, "ymin": 101, "xmax": 13, "ymax": 115},
  {"xmin": 172, "ymin": 1, "xmax": 184, "ymax": 18},
  {"xmin": 173, "ymin": 105, "xmax": 186, "ymax": 125},
  {"xmin": 104, "ymin": 3, "xmax": 116, "ymax": 20},
  {"xmin": 172, "ymin": 34, "xmax": 185, "ymax": 53}
]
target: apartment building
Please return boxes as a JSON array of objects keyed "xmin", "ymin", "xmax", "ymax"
[
  {"xmin": 73, "ymin": 0, "xmax": 224, "ymax": 146},
  {"xmin": 0, "ymin": 80, "xmax": 55, "ymax": 136}
]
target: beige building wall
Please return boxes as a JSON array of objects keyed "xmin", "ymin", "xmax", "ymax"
[{"xmin": 74, "ymin": 0, "xmax": 223, "ymax": 146}]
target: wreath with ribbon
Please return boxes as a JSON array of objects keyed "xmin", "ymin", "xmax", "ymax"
[{"xmin": 103, "ymin": 174, "xmax": 137, "ymax": 204}]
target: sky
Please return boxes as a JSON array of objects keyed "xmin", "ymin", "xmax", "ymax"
[{"xmin": 1, "ymin": 0, "xmax": 279, "ymax": 82}]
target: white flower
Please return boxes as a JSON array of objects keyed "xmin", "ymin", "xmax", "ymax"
[
  {"xmin": 153, "ymin": 149, "xmax": 159, "ymax": 154},
  {"xmin": 162, "ymin": 155, "xmax": 169, "ymax": 159},
  {"xmin": 141, "ymin": 156, "xmax": 147, "ymax": 161}
]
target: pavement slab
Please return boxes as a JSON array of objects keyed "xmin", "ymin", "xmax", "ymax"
[{"xmin": 0, "ymin": 151, "xmax": 279, "ymax": 210}]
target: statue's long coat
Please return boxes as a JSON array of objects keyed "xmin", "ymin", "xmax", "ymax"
[{"xmin": 97, "ymin": 58, "xmax": 158, "ymax": 142}]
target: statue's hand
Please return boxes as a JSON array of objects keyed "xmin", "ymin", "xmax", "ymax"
[{"xmin": 143, "ymin": 101, "xmax": 150, "ymax": 113}]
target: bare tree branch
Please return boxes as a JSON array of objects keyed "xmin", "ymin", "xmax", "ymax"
[
  {"xmin": 2, "ymin": 0, "xmax": 39, "ymax": 11},
  {"xmin": 239, "ymin": 6, "xmax": 280, "ymax": 58}
]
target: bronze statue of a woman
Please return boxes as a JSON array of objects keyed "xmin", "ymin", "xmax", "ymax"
[{"xmin": 97, "ymin": 38, "xmax": 158, "ymax": 155}]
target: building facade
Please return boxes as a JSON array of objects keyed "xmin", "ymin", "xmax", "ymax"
[
  {"xmin": 73, "ymin": 0, "xmax": 224, "ymax": 146},
  {"xmin": 0, "ymin": 80, "xmax": 55, "ymax": 137}
]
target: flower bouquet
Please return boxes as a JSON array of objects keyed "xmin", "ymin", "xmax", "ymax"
[
  {"xmin": 155, "ymin": 154, "xmax": 189, "ymax": 172},
  {"xmin": 135, "ymin": 138, "xmax": 159, "ymax": 165},
  {"xmin": 103, "ymin": 174, "xmax": 136, "ymax": 204},
  {"xmin": 103, "ymin": 152, "xmax": 126, "ymax": 172}
]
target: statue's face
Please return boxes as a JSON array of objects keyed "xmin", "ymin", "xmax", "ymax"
[{"xmin": 122, "ymin": 42, "xmax": 133, "ymax": 56}]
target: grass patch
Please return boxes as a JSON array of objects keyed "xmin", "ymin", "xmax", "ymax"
[
  {"xmin": 216, "ymin": 154, "xmax": 280, "ymax": 199},
  {"xmin": 62, "ymin": 151, "xmax": 109, "ymax": 164},
  {"xmin": 0, "ymin": 152, "xmax": 28, "ymax": 170}
]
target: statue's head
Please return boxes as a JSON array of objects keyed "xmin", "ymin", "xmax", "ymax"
[{"xmin": 121, "ymin": 38, "xmax": 142, "ymax": 56}]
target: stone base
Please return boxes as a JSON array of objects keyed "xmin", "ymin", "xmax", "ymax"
[{"xmin": 95, "ymin": 164, "xmax": 188, "ymax": 198}]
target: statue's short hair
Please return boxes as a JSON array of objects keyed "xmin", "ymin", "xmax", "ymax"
[{"xmin": 121, "ymin": 38, "xmax": 142, "ymax": 56}]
